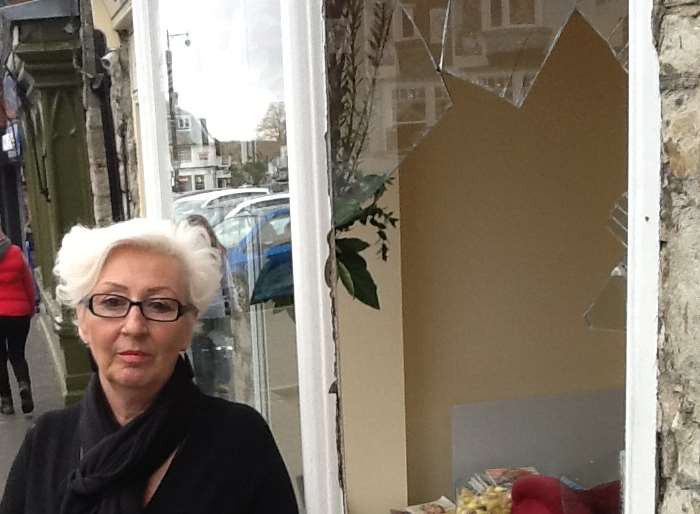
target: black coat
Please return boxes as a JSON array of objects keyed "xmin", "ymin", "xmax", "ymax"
[{"xmin": 0, "ymin": 394, "xmax": 299, "ymax": 514}]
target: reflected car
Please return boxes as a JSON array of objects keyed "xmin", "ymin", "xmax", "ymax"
[
  {"xmin": 213, "ymin": 193, "xmax": 292, "ymax": 305},
  {"xmin": 172, "ymin": 187, "xmax": 269, "ymax": 225}
]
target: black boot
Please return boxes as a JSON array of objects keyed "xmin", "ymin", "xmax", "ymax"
[
  {"xmin": 0, "ymin": 395, "xmax": 14, "ymax": 415},
  {"xmin": 18, "ymin": 382, "xmax": 33, "ymax": 414}
]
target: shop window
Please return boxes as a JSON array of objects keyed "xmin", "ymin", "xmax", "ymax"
[
  {"xmin": 175, "ymin": 146, "xmax": 191, "ymax": 162},
  {"xmin": 193, "ymin": 175, "xmax": 205, "ymax": 190}
]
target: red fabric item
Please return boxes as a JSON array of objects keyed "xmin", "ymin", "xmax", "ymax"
[
  {"xmin": 512, "ymin": 476, "xmax": 621, "ymax": 514},
  {"xmin": 0, "ymin": 244, "xmax": 35, "ymax": 316}
]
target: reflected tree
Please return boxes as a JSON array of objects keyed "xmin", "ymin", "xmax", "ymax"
[{"xmin": 257, "ymin": 101, "xmax": 287, "ymax": 145}]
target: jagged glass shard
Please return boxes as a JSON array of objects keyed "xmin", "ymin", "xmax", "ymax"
[
  {"xmin": 396, "ymin": 0, "xmax": 451, "ymax": 68},
  {"xmin": 575, "ymin": 0, "xmax": 628, "ymax": 70},
  {"xmin": 326, "ymin": 0, "xmax": 453, "ymax": 228},
  {"xmin": 607, "ymin": 191, "xmax": 627, "ymax": 248},
  {"xmin": 443, "ymin": 0, "xmax": 576, "ymax": 107},
  {"xmin": 584, "ymin": 259, "xmax": 626, "ymax": 332}
]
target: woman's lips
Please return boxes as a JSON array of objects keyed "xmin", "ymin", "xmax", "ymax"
[{"xmin": 117, "ymin": 351, "xmax": 150, "ymax": 364}]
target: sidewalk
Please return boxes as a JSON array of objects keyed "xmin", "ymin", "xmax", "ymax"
[{"xmin": 0, "ymin": 316, "xmax": 64, "ymax": 491}]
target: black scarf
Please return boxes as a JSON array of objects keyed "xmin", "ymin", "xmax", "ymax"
[{"xmin": 59, "ymin": 356, "xmax": 199, "ymax": 514}]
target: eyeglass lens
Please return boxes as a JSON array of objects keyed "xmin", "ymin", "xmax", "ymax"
[{"xmin": 90, "ymin": 294, "xmax": 181, "ymax": 321}]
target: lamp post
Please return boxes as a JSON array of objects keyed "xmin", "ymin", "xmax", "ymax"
[{"xmin": 165, "ymin": 30, "xmax": 190, "ymax": 192}]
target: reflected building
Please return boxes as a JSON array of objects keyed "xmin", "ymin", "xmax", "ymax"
[
  {"xmin": 332, "ymin": 0, "xmax": 628, "ymax": 184},
  {"xmin": 169, "ymin": 107, "xmax": 230, "ymax": 192}
]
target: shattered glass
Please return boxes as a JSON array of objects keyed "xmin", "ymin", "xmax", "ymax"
[
  {"xmin": 584, "ymin": 192, "xmax": 627, "ymax": 332},
  {"xmin": 442, "ymin": 0, "xmax": 576, "ymax": 106},
  {"xmin": 584, "ymin": 259, "xmax": 626, "ymax": 332},
  {"xmin": 439, "ymin": 0, "xmax": 627, "ymax": 106},
  {"xmin": 576, "ymin": 0, "xmax": 629, "ymax": 69}
]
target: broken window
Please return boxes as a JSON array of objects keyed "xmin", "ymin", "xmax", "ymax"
[{"xmin": 325, "ymin": 0, "xmax": 628, "ymax": 511}]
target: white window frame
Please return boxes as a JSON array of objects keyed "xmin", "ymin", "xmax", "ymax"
[
  {"xmin": 281, "ymin": 3, "xmax": 346, "ymax": 514},
  {"xmin": 132, "ymin": 0, "xmax": 172, "ymax": 218},
  {"xmin": 624, "ymin": 0, "xmax": 658, "ymax": 513}
]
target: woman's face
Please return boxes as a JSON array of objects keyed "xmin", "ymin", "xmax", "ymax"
[{"xmin": 77, "ymin": 245, "xmax": 196, "ymax": 396}]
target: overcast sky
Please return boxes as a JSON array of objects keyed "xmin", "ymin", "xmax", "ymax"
[{"xmin": 158, "ymin": 0, "xmax": 284, "ymax": 141}]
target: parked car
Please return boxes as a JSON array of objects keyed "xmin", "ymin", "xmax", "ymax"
[
  {"xmin": 213, "ymin": 193, "xmax": 292, "ymax": 306},
  {"xmin": 172, "ymin": 187, "xmax": 269, "ymax": 225}
]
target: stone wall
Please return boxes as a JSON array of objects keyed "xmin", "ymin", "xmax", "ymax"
[
  {"xmin": 108, "ymin": 33, "xmax": 140, "ymax": 218},
  {"xmin": 655, "ymin": 3, "xmax": 700, "ymax": 512}
]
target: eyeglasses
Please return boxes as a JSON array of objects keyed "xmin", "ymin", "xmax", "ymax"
[{"xmin": 81, "ymin": 294, "xmax": 196, "ymax": 322}]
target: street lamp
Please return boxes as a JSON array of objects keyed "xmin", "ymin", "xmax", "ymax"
[{"xmin": 165, "ymin": 30, "xmax": 190, "ymax": 192}]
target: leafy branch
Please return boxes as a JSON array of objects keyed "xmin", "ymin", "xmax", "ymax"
[{"xmin": 326, "ymin": 0, "xmax": 398, "ymax": 309}]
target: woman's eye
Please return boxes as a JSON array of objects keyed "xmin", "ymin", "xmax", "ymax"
[
  {"xmin": 147, "ymin": 300, "xmax": 176, "ymax": 313},
  {"xmin": 98, "ymin": 296, "xmax": 127, "ymax": 309}
]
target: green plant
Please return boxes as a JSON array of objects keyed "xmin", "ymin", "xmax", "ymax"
[{"xmin": 327, "ymin": 0, "xmax": 399, "ymax": 309}]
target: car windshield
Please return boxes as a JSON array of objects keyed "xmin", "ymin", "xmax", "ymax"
[
  {"xmin": 214, "ymin": 204, "xmax": 290, "ymax": 250},
  {"xmin": 172, "ymin": 197, "xmax": 207, "ymax": 222},
  {"xmin": 214, "ymin": 216, "xmax": 253, "ymax": 249}
]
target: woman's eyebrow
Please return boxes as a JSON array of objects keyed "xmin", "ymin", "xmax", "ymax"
[
  {"xmin": 143, "ymin": 286, "xmax": 178, "ymax": 296},
  {"xmin": 95, "ymin": 283, "xmax": 178, "ymax": 296},
  {"xmin": 96, "ymin": 281, "xmax": 128, "ymax": 291}
]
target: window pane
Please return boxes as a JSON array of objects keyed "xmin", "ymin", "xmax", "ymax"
[
  {"xmin": 153, "ymin": 1, "xmax": 303, "ymax": 510},
  {"xmin": 510, "ymin": 0, "xmax": 535, "ymax": 25},
  {"xmin": 490, "ymin": 0, "xmax": 503, "ymax": 27}
]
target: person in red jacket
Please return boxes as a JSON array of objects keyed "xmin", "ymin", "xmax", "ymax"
[{"xmin": 0, "ymin": 227, "xmax": 35, "ymax": 415}]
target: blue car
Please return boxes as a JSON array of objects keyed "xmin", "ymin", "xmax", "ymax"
[{"xmin": 214, "ymin": 198, "xmax": 293, "ymax": 305}]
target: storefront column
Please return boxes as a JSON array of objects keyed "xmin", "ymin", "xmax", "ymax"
[{"xmin": 6, "ymin": 15, "xmax": 96, "ymax": 404}]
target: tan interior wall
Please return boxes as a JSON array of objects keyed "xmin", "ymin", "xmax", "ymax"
[
  {"xmin": 338, "ymin": 179, "xmax": 408, "ymax": 514},
  {"xmin": 400, "ymin": 15, "xmax": 628, "ymax": 502}
]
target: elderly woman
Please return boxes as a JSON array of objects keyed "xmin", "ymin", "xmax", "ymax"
[{"xmin": 0, "ymin": 218, "xmax": 298, "ymax": 514}]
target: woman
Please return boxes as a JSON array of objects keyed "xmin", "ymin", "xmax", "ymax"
[
  {"xmin": 0, "ymin": 227, "xmax": 35, "ymax": 415},
  {"xmin": 0, "ymin": 218, "xmax": 298, "ymax": 514},
  {"xmin": 185, "ymin": 214, "xmax": 235, "ymax": 398}
]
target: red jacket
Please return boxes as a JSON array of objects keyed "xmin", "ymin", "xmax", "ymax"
[{"xmin": 0, "ymin": 244, "xmax": 35, "ymax": 317}]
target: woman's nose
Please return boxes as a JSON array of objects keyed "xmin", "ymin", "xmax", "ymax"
[{"xmin": 121, "ymin": 304, "xmax": 149, "ymax": 333}]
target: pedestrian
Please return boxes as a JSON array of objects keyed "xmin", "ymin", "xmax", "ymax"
[
  {"xmin": 185, "ymin": 214, "xmax": 234, "ymax": 398},
  {"xmin": 0, "ymin": 218, "xmax": 298, "ymax": 514},
  {"xmin": 0, "ymin": 226, "xmax": 35, "ymax": 415}
]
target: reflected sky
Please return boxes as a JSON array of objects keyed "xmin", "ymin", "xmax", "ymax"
[{"xmin": 159, "ymin": 0, "xmax": 284, "ymax": 141}]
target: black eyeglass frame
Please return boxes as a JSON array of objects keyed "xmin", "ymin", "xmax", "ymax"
[{"xmin": 80, "ymin": 293, "xmax": 197, "ymax": 322}]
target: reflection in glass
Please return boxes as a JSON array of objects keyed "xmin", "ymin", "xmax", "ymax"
[
  {"xmin": 585, "ymin": 192, "xmax": 627, "ymax": 332},
  {"xmin": 155, "ymin": 0, "xmax": 303, "ymax": 509},
  {"xmin": 443, "ymin": 0, "xmax": 576, "ymax": 106},
  {"xmin": 584, "ymin": 260, "xmax": 626, "ymax": 332},
  {"xmin": 326, "ymin": 0, "xmax": 453, "ymax": 308},
  {"xmin": 575, "ymin": 0, "xmax": 628, "ymax": 69},
  {"xmin": 440, "ymin": 0, "xmax": 628, "ymax": 106}
]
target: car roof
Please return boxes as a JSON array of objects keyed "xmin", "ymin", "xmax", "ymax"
[
  {"xmin": 223, "ymin": 192, "xmax": 290, "ymax": 220},
  {"xmin": 174, "ymin": 187, "xmax": 269, "ymax": 206}
]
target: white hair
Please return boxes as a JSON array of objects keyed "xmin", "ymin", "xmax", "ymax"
[{"xmin": 54, "ymin": 218, "xmax": 221, "ymax": 316}]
